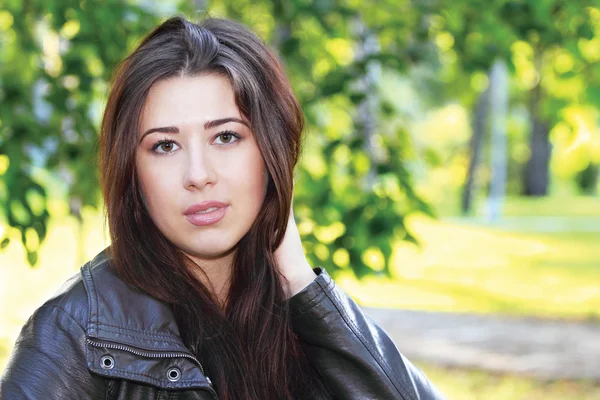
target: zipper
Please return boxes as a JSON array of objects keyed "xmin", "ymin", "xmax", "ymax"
[
  {"xmin": 86, "ymin": 338, "xmax": 206, "ymax": 375},
  {"xmin": 87, "ymin": 338, "xmax": 218, "ymax": 399}
]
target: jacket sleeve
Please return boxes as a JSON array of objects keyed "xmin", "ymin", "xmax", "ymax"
[
  {"xmin": 0, "ymin": 304, "xmax": 105, "ymax": 399},
  {"xmin": 289, "ymin": 268, "xmax": 446, "ymax": 400}
]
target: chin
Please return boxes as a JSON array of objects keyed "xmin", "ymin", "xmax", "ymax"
[{"xmin": 181, "ymin": 241, "xmax": 237, "ymax": 260}]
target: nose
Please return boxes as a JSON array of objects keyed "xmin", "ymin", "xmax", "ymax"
[{"xmin": 183, "ymin": 148, "xmax": 216, "ymax": 190}]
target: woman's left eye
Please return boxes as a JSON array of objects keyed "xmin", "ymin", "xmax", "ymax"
[{"xmin": 214, "ymin": 131, "xmax": 240, "ymax": 145}]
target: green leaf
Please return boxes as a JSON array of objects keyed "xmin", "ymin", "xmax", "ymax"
[{"xmin": 26, "ymin": 251, "xmax": 38, "ymax": 267}]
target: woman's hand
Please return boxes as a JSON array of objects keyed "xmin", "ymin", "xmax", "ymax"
[{"xmin": 274, "ymin": 192, "xmax": 317, "ymax": 299}]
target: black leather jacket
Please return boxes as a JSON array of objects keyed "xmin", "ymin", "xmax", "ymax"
[{"xmin": 0, "ymin": 249, "xmax": 445, "ymax": 399}]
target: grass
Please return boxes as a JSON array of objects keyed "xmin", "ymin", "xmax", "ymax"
[
  {"xmin": 334, "ymin": 193, "xmax": 600, "ymax": 321},
  {"xmin": 418, "ymin": 362, "xmax": 600, "ymax": 400},
  {"xmin": 336, "ymin": 214, "xmax": 600, "ymax": 320},
  {"xmin": 501, "ymin": 195, "xmax": 600, "ymax": 217},
  {"xmin": 433, "ymin": 190, "xmax": 600, "ymax": 218}
]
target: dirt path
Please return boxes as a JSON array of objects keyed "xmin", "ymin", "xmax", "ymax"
[{"xmin": 365, "ymin": 308, "xmax": 600, "ymax": 379}]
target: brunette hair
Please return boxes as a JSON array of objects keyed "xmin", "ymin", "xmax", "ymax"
[{"xmin": 99, "ymin": 16, "xmax": 329, "ymax": 399}]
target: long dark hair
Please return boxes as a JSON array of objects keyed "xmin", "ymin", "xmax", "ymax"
[{"xmin": 99, "ymin": 16, "xmax": 329, "ymax": 399}]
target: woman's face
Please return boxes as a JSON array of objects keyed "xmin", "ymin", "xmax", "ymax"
[{"xmin": 136, "ymin": 74, "xmax": 267, "ymax": 265}]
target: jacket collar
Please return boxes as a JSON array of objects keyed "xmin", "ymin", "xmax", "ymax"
[{"xmin": 81, "ymin": 249, "xmax": 190, "ymax": 353}]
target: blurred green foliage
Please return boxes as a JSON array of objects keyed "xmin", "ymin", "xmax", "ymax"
[
  {"xmin": 0, "ymin": 0, "xmax": 159, "ymax": 264},
  {"xmin": 1, "ymin": 0, "xmax": 599, "ymax": 277},
  {"xmin": 435, "ymin": 0, "xmax": 600, "ymax": 196}
]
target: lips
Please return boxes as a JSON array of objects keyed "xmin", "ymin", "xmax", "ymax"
[{"xmin": 184, "ymin": 201, "xmax": 228, "ymax": 226}]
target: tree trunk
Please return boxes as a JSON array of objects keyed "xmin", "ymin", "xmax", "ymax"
[
  {"xmin": 523, "ymin": 50, "xmax": 551, "ymax": 196},
  {"xmin": 272, "ymin": 1, "xmax": 292, "ymax": 52},
  {"xmin": 192, "ymin": 0, "xmax": 208, "ymax": 9},
  {"xmin": 524, "ymin": 110, "xmax": 551, "ymax": 195},
  {"xmin": 486, "ymin": 59, "xmax": 509, "ymax": 220},
  {"xmin": 461, "ymin": 86, "xmax": 489, "ymax": 214},
  {"xmin": 352, "ymin": 14, "xmax": 381, "ymax": 191}
]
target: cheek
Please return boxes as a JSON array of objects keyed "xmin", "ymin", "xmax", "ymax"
[
  {"xmin": 227, "ymin": 150, "xmax": 267, "ymax": 206},
  {"xmin": 247, "ymin": 154, "xmax": 267, "ymax": 193},
  {"xmin": 135, "ymin": 157, "xmax": 177, "ymax": 214}
]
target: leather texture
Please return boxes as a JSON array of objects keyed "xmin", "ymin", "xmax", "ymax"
[{"xmin": 0, "ymin": 249, "xmax": 446, "ymax": 399}]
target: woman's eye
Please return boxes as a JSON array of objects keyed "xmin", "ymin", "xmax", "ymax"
[
  {"xmin": 214, "ymin": 131, "xmax": 240, "ymax": 145},
  {"xmin": 152, "ymin": 140, "xmax": 179, "ymax": 154}
]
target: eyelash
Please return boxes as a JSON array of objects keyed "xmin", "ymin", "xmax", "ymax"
[
  {"xmin": 214, "ymin": 130, "xmax": 241, "ymax": 145},
  {"xmin": 150, "ymin": 130, "xmax": 241, "ymax": 154}
]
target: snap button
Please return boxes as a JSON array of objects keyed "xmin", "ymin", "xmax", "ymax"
[
  {"xmin": 100, "ymin": 355, "xmax": 115, "ymax": 370},
  {"xmin": 167, "ymin": 367, "xmax": 181, "ymax": 382}
]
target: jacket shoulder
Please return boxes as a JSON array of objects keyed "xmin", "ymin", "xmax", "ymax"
[
  {"xmin": 0, "ymin": 252, "xmax": 112, "ymax": 398},
  {"xmin": 40, "ymin": 248, "xmax": 113, "ymax": 330},
  {"xmin": 80, "ymin": 249, "xmax": 187, "ymax": 349},
  {"xmin": 289, "ymin": 267, "xmax": 447, "ymax": 399}
]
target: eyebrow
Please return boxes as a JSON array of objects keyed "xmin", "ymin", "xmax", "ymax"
[{"xmin": 139, "ymin": 117, "xmax": 249, "ymax": 142}]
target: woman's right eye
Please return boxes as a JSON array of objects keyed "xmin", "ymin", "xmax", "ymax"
[{"xmin": 152, "ymin": 140, "xmax": 180, "ymax": 154}]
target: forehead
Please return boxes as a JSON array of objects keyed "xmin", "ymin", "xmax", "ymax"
[{"xmin": 140, "ymin": 74, "xmax": 240, "ymax": 129}]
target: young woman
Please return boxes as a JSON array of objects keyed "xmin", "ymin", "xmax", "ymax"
[{"xmin": 0, "ymin": 16, "xmax": 445, "ymax": 399}]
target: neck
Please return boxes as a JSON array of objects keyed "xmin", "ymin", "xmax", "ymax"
[{"xmin": 184, "ymin": 251, "xmax": 234, "ymax": 309}]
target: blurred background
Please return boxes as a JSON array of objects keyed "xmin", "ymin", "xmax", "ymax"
[{"xmin": 1, "ymin": 0, "xmax": 600, "ymax": 398}]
